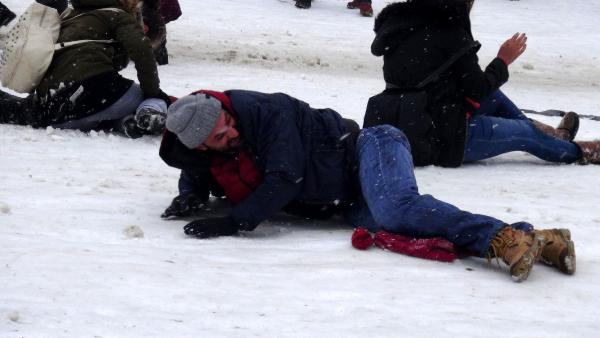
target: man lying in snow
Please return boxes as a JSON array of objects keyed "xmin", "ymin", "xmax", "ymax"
[
  {"xmin": 0, "ymin": 0, "xmax": 170, "ymax": 138},
  {"xmin": 159, "ymin": 89, "xmax": 576, "ymax": 282}
]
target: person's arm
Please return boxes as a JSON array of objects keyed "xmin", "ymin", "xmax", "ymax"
[
  {"xmin": 233, "ymin": 108, "xmax": 305, "ymax": 230},
  {"xmin": 497, "ymin": 33, "xmax": 527, "ymax": 66},
  {"xmin": 453, "ymin": 32, "xmax": 527, "ymax": 102},
  {"xmin": 109, "ymin": 11, "xmax": 161, "ymax": 98},
  {"xmin": 453, "ymin": 51, "xmax": 509, "ymax": 102},
  {"xmin": 159, "ymin": 131, "xmax": 216, "ymax": 218},
  {"xmin": 161, "ymin": 170, "xmax": 211, "ymax": 218},
  {"xmin": 184, "ymin": 104, "xmax": 306, "ymax": 238}
]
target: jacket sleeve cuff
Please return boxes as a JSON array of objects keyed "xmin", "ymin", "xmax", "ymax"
[{"xmin": 487, "ymin": 57, "xmax": 510, "ymax": 85}]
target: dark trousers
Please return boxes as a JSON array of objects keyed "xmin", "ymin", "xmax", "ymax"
[
  {"xmin": 1, "ymin": 73, "xmax": 133, "ymax": 128},
  {"xmin": 0, "ymin": 1, "xmax": 16, "ymax": 26}
]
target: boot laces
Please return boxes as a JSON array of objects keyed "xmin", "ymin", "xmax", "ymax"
[{"xmin": 486, "ymin": 230, "xmax": 516, "ymax": 267}]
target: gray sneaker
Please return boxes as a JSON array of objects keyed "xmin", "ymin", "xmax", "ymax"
[{"xmin": 134, "ymin": 108, "xmax": 166, "ymax": 135}]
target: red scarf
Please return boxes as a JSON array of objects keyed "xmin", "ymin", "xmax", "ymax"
[{"xmin": 190, "ymin": 90, "xmax": 263, "ymax": 205}]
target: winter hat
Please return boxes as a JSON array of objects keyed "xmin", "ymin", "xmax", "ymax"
[{"xmin": 166, "ymin": 94, "xmax": 222, "ymax": 149}]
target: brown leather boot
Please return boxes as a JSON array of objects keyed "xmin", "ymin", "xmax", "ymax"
[
  {"xmin": 487, "ymin": 227, "xmax": 546, "ymax": 282},
  {"xmin": 534, "ymin": 229, "xmax": 575, "ymax": 274},
  {"xmin": 577, "ymin": 140, "xmax": 600, "ymax": 164},
  {"xmin": 557, "ymin": 112, "xmax": 580, "ymax": 141},
  {"xmin": 531, "ymin": 111, "xmax": 579, "ymax": 141}
]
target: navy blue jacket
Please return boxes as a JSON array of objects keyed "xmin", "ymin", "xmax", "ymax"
[{"xmin": 160, "ymin": 90, "xmax": 359, "ymax": 231}]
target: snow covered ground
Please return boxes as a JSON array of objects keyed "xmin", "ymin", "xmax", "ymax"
[{"xmin": 1, "ymin": 0, "xmax": 600, "ymax": 337}]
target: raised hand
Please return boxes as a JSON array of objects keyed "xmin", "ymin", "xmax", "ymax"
[{"xmin": 497, "ymin": 33, "xmax": 527, "ymax": 65}]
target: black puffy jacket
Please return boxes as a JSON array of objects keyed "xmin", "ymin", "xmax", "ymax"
[{"xmin": 367, "ymin": 0, "xmax": 509, "ymax": 167}]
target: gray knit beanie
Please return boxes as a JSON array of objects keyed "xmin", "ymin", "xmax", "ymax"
[{"xmin": 166, "ymin": 94, "xmax": 222, "ymax": 149}]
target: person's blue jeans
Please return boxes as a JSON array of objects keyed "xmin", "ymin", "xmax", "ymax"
[
  {"xmin": 343, "ymin": 125, "xmax": 532, "ymax": 257},
  {"xmin": 464, "ymin": 90, "xmax": 581, "ymax": 163}
]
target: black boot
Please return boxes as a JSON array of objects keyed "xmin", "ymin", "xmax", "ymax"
[
  {"xmin": 295, "ymin": 0, "xmax": 312, "ymax": 9},
  {"xmin": 116, "ymin": 116, "xmax": 145, "ymax": 139}
]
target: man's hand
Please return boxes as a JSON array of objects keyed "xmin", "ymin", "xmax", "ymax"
[
  {"xmin": 161, "ymin": 194, "xmax": 205, "ymax": 218},
  {"xmin": 183, "ymin": 217, "xmax": 239, "ymax": 239},
  {"xmin": 497, "ymin": 33, "xmax": 527, "ymax": 66}
]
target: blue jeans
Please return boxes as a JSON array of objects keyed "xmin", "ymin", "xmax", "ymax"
[
  {"xmin": 343, "ymin": 125, "xmax": 532, "ymax": 257},
  {"xmin": 464, "ymin": 90, "xmax": 581, "ymax": 163}
]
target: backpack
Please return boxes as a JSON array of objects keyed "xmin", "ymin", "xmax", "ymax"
[
  {"xmin": 363, "ymin": 41, "xmax": 481, "ymax": 166},
  {"xmin": 0, "ymin": 2, "xmax": 122, "ymax": 93}
]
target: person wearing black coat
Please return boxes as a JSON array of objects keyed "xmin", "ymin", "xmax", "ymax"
[
  {"xmin": 158, "ymin": 89, "xmax": 576, "ymax": 282},
  {"xmin": 142, "ymin": 0, "xmax": 167, "ymax": 65},
  {"xmin": 365, "ymin": 0, "xmax": 599, "ymax": 166}
]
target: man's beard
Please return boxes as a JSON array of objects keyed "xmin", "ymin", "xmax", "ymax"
[{"xmin": 225, "ymin": 137, "xmax": 242, "ymax": 152}]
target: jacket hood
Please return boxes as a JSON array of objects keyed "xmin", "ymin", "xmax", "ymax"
[
  {"xmin": 372, "ymin": 0, "xmax": 472, "ymax": 56},
  {"xmin": 71, "ymin": 0, "xmax": 127, "ymax": 10}
]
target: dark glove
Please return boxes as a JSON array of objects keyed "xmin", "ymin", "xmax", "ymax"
[
  {"xmin": 161, "ymin": 194, "xmax": 205, "ymax": 218},
  {"xmin": 184, "ymin": 216, "xmax": 239, "ymax": 239}
]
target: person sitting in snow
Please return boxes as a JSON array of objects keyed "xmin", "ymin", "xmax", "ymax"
[
  {"xmin": 0, "ymin": 0, "xmax": 170, "ymax": 138},
  {"xmin": 295, "ymin": 0, "xmax": 373, "ymax": 17},
  {"xmin": 364, "ymin": 0, "xmax": 600, "ymax": 167},
  {"xmin": 158, "ymin": 89, "xmax": 576, "ymax": 282}
]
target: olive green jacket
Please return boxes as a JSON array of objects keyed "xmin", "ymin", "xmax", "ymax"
[{"xmin": 37, "ymin": 0, "xmax": 160, "ymax": 98}]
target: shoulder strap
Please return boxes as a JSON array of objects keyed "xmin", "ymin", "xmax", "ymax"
[
  {"xmin": 54, "ymin": 39, "xmax": 115, "ymax": 50},
  {"xmin": 415, "ymin": 41, "xmax": 481, "ymax": 89},
  {"xmin": 386, "ymin": 41, "xmax": 481, "ymax": 90},
  {"xmin": 55, "ymin": 8, "xmax": 126, "ymax": 51},
  {"xmin": 62, "ymin": 7, "xmax": 125, "ymax": 23}
]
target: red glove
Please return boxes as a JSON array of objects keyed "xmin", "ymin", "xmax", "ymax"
[
  {"xmin": 351, "ymin": 227, "xmax": 374, "ymax": 250},
  {"xmin": 373, "ymin": 231, "xmax": 457, "ymax": 262}
]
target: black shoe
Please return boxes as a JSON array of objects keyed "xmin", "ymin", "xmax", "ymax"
[
  {"xmin": 135, "ymin": 108, "xmax": 166, "ymax": 135},
  {"xmin": 295, "ymin": 0, "xmax": 311, "ymax": 9}
]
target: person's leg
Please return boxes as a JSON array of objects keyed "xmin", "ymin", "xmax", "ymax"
[
  {"xmin": 464, "ymin": 115, "xmax": 582, "ymax": 163},
  {"xmin": 356, "ymin": 125, "xmax": 513, "ymax": 257},
  {"xmin": 473, "ymin": 90, "xmax": 527, "ymax": 120},
  {"xmin": 51, "ymin": 84, "xmax": 144, "ymax": 131},
  {"xmin": 342, "ymin": 194, "xmax": 380, "ymax": 233},
  {"xmin": 0, "ymin": 90, "xmax": 39, "ymax": 125},
  {"xmin": 475, "ymin": 90, "xmax": 579, "ymax": 141}
]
